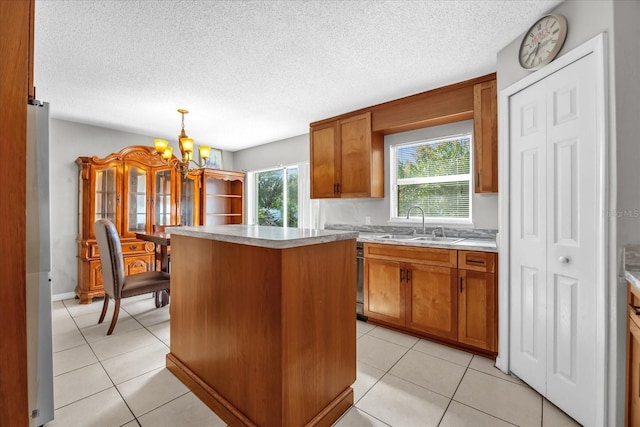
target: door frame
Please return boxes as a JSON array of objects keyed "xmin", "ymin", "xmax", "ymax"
[{"xmin": 497, "ymin": 33, "xmax": 609, "ymax": 424}]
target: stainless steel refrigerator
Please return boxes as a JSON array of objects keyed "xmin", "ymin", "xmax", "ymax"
[{"xmin": 26, "ymin": 100, "xmax": 54, "ymax": 426}]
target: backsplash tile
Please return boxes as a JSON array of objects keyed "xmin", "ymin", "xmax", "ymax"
[{"xmin": 324, "ymin": 223, "xmax": 497, "ymax": 240}]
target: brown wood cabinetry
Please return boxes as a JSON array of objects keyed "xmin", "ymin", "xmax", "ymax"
[
  {"xmin": 76, "ymin": 146, "xmax": 180, "ymax": 303},
  {"xmin": 364, "ymin": 243, "xmax": 458, "ymax": 341},
  {"xmin": 310, "ymin": 112, "xmax": 384, "ymax": 199},
  {"xmin": 457, "ymin": 250, "xmax": 497, "ymax": 352},
  {"xmin": 201, "ymin": 169, "xmax": 245, "ymax": 225},
  {"xmin": 364, "ymin": 244, "xmax": 497, "ymax": 354},
  {"xmin": 627, "ymin": 283, "xmax": 640, "ymax": 426},
  {"xmin": 473, "ymin": 80, "xmax": 498, "ymax": 193},
  {"xmin": 310, "ymin": 74, "xmax": 498, "ymax": 199},
  {"xmin": 168, "ymin": 234, "xmax": 355, "ymax": 426}
]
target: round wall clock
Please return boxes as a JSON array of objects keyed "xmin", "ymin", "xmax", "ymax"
[{"xmin": 519, "ymin": 13, "xmax": 568, "ymax": 70}]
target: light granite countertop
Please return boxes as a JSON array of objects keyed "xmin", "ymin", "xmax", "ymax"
[
  {"xmin": 356, "ymin": 233, "xmax": 498, "ymax": 253},
  {"xmin": 624, "ymin": 246, "xmax": 640, "ymax": 290},
  {"xmin": 169, "ymin": 224, "xmax": 358, "ymax": 249}
]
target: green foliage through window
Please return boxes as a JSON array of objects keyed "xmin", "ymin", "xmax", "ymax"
[
  {"xmin": 393, "ymin": 134, "xmax": 471, "ymax": 220},
  {"xmin": 256, "ymin": 167, "xmax": 298, "ymax": 227}
]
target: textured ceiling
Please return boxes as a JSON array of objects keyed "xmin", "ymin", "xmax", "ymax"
[{"xmin": 35, "ymin": 0, "xmax": 562, "ymax": 151}]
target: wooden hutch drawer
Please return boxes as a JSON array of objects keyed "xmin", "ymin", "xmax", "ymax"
[
  {"xmin": 90, "ymin": 240, "xmax": 154, "ymax": 258},
  {"xmin": 458, "ymin": 251, "xmax": 496, "ymax": 273},
  {"xmin": 364, "ymin": 243, "xmax": 457, "ymax": 267}
]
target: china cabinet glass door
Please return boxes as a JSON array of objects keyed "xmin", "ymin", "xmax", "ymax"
[
  {"xmin": 94, "ymin": 165, "xmax": 117, "ymax": 224},
  {"xmin": 125, "ymin": 165, "xmax": 148, "ymax": 235},
  {"xmin": 154, "ymin": 169, "xmax": 173, "ymax": 226},
  {"xmin": 180, "ymin": 174, "xmax": 197, "ymax": 226}
]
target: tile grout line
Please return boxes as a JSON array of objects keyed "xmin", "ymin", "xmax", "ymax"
[{"xmin": 57, "ymin": 296, "xmax": 166, "ymax": 425}]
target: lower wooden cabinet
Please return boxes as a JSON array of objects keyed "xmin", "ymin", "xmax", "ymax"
[
  {"xmin": 365, "ymin": 258, "xmax": 405, "ymax": 327},
  {"xmin": 457, "ymin": 269, "xmax": 497, "ymax": 352},
  {"xmin": 407, "ymin": 263, "xmax": 457, "ymax": 341},
  {"xmin": 627, "ymin": 283, "xmax": 640, "ymax": 426},
  {"xmin": 364, "ymin": 243, "xmax": 497, "ymax": 354}
]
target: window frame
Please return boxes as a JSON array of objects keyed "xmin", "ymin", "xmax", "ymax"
[
  {"xmin": 389, "ymin": 132, "xmax": 474, "ymax": 226},
  {"xmin": 246, "ymin": 162, "xmax": 318, "ymax": 229}
]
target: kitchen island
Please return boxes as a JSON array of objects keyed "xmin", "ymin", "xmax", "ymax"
[{"xmin": 166, "ymin": 225, "xmax": 358, "ymax": 427}]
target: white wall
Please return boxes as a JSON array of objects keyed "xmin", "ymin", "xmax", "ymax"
[
  {"xmin": 234, "ymin": 121, "xmax": 499, "ymax": 230},
  {"xmin": 496, "ymin": 1, "xmax": 640, "ymax": 424},
  {"xmin": 49, "ymin": 118, "xmax": 235, "ymax": 296},
  {"xmin": 233, "ymin": 133, "xmax": 309, "ymax": 172}
]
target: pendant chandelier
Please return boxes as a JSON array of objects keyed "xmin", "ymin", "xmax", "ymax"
[{"xmin": 153, "ymin": 109, "xmax": 211, "ymax": 176}]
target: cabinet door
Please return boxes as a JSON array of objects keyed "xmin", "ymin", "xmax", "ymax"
[
  {"xmin": 338, "ymin": 112, "xmax": 371, "ymax": 197},
  {"xmin": 407, "ymin": 264, "xmax": 457, "ymax": 340},
  {"xmin": 90, "ymin": 163, "xmax": 120, "ymax": 238},
  {"xmin": 458, "ymin": 269, "xmax": 497, "ymax": 352},
  {"xmin": 473, "ymin": 80, "xmax": 498, "ymax": 193},
  {"xmin": 364, "ymin": 258, "xmax": 405, "ymax": 327},
  {"xmin": 310, "ymin": 121, "xmax": 339, "ymax": 198},
  {"xmin": 152, "ymin": 167, "xmax": 177, "ymax": 228},
  {"xmin": 122, "ymin": 161, "xmax": 150, "ymax": 238},
  {"xmin": 628, "ymin": 313, "xmax": 640, "ymax": 426}
]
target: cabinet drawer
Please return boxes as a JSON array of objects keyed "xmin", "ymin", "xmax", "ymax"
[
  {"xmin": 90, "ymin": 240, "xmax": 155, "ymax": 258},
  {"xmin": 458, "ymin": 251, "xmax": 496, "ymax": 273},
  {"xmin": 364, "ymin": 243, "xmax": 456, "ymax": 267}
]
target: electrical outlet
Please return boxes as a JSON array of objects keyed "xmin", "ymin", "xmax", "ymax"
[{"xmin": 365, "ymin": 216, "xmax": 371, "ymax": 225}]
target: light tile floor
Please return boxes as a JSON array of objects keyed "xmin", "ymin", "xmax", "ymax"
[{"xmin": 46, "ymin": 295, "xmax": 582, "ymax": 426}]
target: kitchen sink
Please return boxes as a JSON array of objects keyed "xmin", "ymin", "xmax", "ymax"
[
  {"xmin": 377, "ymin": 234, "xmax": 420, "ymax": 240},
  {"xmin": 413, "ymin": 236, "xmax": 465, "ymax": 244},
  {"xmin": 376, "ymin": 234, "xmax": 465, "ymax": 244}
]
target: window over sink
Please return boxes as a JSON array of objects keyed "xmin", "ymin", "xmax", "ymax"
[{"xmin": 390, "ymin": 132, "xmax": 472, "ymax": 225}]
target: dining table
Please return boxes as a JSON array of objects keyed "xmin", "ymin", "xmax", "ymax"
[{"xmin": 136, "ymin": 231, "xmax": 171, "ymax": 307}]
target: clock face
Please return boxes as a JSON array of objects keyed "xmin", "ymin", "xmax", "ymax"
[{"xmin": 519, "ymin": 14, "xmax": 568, "ymax": 70}]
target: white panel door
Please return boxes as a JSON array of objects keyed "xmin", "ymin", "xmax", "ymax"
[
  {"xmin": 509, "ymin": 83, "xmax": 548, "ymax": 394},
  {"xmin": 509, "ymin": 52, "xmax": 598, "ymax": 426}
]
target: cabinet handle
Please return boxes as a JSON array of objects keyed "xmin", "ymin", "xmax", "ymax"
[
  {"xmin": 129, "ymin": 245, "xmax": 138, "ymax": 250},
  {"xmin": 459, "ymin": 276, "xmax": 464, "ymax": 292},
  {"xmin": 337, "ymin": 183, "xmax": 341, "ymax": 193},
  {"xmin": 633, "ymin": 305, "xmax": 640, "ymax": 316},
  {"xmin": 406, "ymin": 269, "xmax": 411, "ymax": 282},
  {"xmin": 467, "ymin": 258, "xmax": 486, "ymax": 265},
  {"xmin": 400, "ymin": 268, "xmax": 405, "ymax": 283}
]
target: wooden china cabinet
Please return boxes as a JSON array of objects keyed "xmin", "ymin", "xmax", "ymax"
[
  {"xmin": 201, "ymin": 168, "xmax": 245, "ymax": 225},
  {"xmin": 76, "ymin": 146, "xmax": 180, "ymax": 303}
]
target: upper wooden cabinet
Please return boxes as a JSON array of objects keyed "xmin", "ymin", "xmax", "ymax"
[
  {"xmin": 310, "ymin": 112, "xmax": 384, "ymax": 199},
  {"xmin": 473, "ymin": 80, "xmax": 498, "ymax": 193},
  {"xmin": 310, "ymin": 74, "xmax": 498, "ymax": 198},
  {"xmin": 76, "ymin": 146, "xmax": 181, "ymax": 303}
]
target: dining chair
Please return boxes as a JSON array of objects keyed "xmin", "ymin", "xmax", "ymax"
[{"xmin": 94, "ymin": 219, "xmax": 171, "ymax": 335}]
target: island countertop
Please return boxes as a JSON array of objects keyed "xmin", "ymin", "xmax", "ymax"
[{"xmin": 169, "ymin": 224, "xmax": 358, "ymax": 249}]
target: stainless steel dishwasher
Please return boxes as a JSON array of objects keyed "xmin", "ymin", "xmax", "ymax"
[{"xmin": 356, "ymin": 242, "xmax": 367, "ymax": 320}]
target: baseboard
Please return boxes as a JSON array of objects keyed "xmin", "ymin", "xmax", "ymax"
[{"xmin": 51, "ymin": 291, "xmax": 76, "ymax": 302}]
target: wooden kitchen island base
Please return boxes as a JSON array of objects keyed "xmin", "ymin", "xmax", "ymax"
[
  {"xmin": 167, "ymin": 226, "xmax": 357, "ymax": 427},
  {"xmin": 167, "ymin": 354, "xmax": 353, "ymax": 427}
]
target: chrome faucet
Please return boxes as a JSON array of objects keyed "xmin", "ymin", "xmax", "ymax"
[
  {"xmin": 406, "ymin": 205, "xmax": 426, "ymax": 235},
  {"xmin": 432, "ymin": 226, "xmax": 446, "ymax": 239}
]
